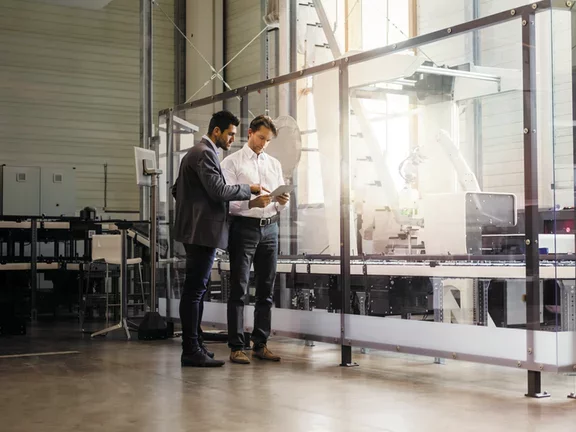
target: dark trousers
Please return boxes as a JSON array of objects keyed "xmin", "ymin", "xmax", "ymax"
[
  {"xmin": 179, "ymin": 243, "xmax": 216, "ymax": 352},
  {"xmin": 227, "ymin": 218, "xmax": 278, "ymax": 351}
]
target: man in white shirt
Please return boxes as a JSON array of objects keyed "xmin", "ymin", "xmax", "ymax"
[{"xmin": 221, "ymin": 115, "xmax": 290, "ymax": 364}]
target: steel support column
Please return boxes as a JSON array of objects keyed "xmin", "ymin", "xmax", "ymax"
[
  {"xmin": 339, "ymin": 61, "xmax": 356, "ymax": 367},
  {"xmin": 240, "ymin": 96, "xmax": 249, "ymax": 143},
  {"xmin": 568, "ymin": 0, "xmax": 576, "ymax": 401},
  {"xmin": 165, "ymin": 109, "xmax": 174, "ymax": 317},
  {"xmin": 289, "ymin": 0, "xmax": 298, "ymax": 255},
  {"xmin": 433, "ymin": 277, "xmax": 445, "ymax": 364},
  {"xmin": 174, "ymin": 0, "xmax": 186, "ymax": 105},
  {"xmin": 522, "ymin": 12, "xmax": 549, "ymax": 399},
  {"xmin": 472, "ymin": 0, "xmax": 484, "ymax": 187},
  {"xmin": 571, "ymin": 0, "xmax": 576, "ymax": 340},
  {"xmin": 141, "ymin": 0, "xmax": 153, "ymax": 220},
  {"xmin": 30, "ymin": 219, "xmax": 37, "ymax": 322},
  {"xmin": 313, "ymin": 0, "xmax": 342, "ymax": 57}
]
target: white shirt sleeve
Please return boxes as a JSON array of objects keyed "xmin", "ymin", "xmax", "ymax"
[{"xmin": 221, "ymin": 155, "xmax": 252, "ymax": 212}]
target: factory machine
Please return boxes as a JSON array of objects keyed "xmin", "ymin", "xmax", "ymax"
[
  {"xmin": 157, "ymin": 49, "xmax": 576, "ymax": 340},
  {"xmin": 153, "ymin": 4, "xmax": 576, "ymax": 396},
  {"xmin": 0, "ymin": 156, "xmax": 166, "ymax": 340},
  {"xmin": 0, "ymin": 210, "xmax": 152, "ymax": 336}
]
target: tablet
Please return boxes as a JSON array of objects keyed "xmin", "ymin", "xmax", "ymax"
[{"xmin": 269, "ymin": 185, "xmax": 295, "ymax": 197}]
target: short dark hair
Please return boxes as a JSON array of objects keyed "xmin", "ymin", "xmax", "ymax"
[
  {"xmin": 249, "ymin": 115, "xmax": 277, "ymax": 137},
  {"xmin": 208, "ymin": 110, "xmax": 240, "ymax": 135}
]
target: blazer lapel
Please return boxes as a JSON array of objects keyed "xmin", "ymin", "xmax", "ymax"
[{"xmin": 200, "ymin": 137, "xmax": 225, "ymax": 180}]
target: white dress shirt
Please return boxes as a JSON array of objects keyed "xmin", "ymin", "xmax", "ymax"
[{"xmin": 221, "ymin": 143, "xmax": 288, "ymax": 219}]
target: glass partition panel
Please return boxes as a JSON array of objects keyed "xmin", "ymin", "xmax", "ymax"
[
  {"xmin": 154, "ymin": 1, "xmax": 576, "ymax": 385},
  {"xmin": 156, "ymin": 111, "xmax": 168, "ymax": 304},
  {"xmin": 343, "ymin": 18, "xmax": 539, "ymax": 368},
  {"xmin": 213, "ymin": 70, "xmax": 343, "ymax": 343},
  {"xmin": 550, "ymin": 5, "xmax": 576, "ymax": 381}
]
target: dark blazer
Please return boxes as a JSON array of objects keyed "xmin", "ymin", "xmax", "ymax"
[{"xmin": 172, "ymin": 138, "xmax": 251, "ymax": 249}]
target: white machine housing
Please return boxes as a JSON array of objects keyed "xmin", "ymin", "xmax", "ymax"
[{"xmin": 421, "ymin": 191, "xmax": 517, "ymax": 255}]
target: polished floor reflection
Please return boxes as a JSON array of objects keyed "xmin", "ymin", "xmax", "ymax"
[{"xmin": 1, "ymin": 325, "xmax": 575, "ymax": 432}]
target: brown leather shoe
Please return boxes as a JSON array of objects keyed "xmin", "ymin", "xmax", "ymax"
[
  {"xmin": 230, "ymin": 350, "xmax": 251, "ymax": 364},
  {"xmin": 252, "ymin": 346, "xmax": 281, "ymax": 361}
]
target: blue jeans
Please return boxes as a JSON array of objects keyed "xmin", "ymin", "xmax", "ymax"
[
  {"xmin": 227, "ymin": 218, "xmax": 278, "ymax": 351},
  {"xmin": 179, "ymin": 243, "xmax": 216, "ymax": 352}
]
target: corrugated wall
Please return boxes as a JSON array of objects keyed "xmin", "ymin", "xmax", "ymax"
[
  {"xmin": 225, "ymin": 0, "xmax": 264, "ymax": 118},
  {"xmin": 0, "ymin": 0, "xmax": 174, "ymax": 213},
  {"xmin": 225, "ymin": 0, "xmax": 263, "ymax": 89}
]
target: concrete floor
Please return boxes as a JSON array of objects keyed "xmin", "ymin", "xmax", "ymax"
[{"xmin": 1, "ymin": 325, "xmax": 576, "ymax": 432}]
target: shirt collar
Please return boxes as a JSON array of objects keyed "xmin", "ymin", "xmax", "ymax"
[
  {"xmin": 202, "ymin": 135, "xmax": 219, "ymax": 153},
  {"xmin": 242, "ymin": 143, "xmax": 266, "ymax": 160}
]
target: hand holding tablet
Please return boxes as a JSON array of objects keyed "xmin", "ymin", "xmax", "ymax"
[
  {"xmin": 267, "ymin": 185, "xmax": 294, "ymax": 205},
  {"xmin": 269, "ymin": 185, "xmax": 295, "ymax": 197}
]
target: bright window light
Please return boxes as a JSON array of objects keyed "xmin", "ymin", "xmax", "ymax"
[{"xmin": 360, "ymin": 0, "xmax": 411, "ymax": 192}]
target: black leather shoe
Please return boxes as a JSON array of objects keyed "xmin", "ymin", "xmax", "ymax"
[
  {"xmin": 201, "ymin": 344, "xmax": 214, "ymax": 359},
  {"xmin": 181, "ymin": 349, "xmax": 224, "ymax": 367}
]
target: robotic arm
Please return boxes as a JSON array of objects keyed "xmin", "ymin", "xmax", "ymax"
[{"xmin": 436, "ymin": 129, "xmax": 481, "ymax": 193}]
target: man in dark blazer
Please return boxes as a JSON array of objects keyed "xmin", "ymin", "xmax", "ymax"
[{"xmin": 172, "ymin": 110, "xmax": 268, "ymax": 367}]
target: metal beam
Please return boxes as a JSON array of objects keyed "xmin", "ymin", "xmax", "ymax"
[
  {"xmin": 174, "ymin": 0, "xmax": 186, "ymax": 105},
  {"xmin": 141, "ymin": 0, "xmax": 153, "ymax": 219},
  {"xmin": 521, "ymin": 11, "xmax": 549, "ymax": 399},
  {"xmin": 312, "ymin": 0, "xmax": 342, "ymax": 58},
  {"xmin": 472, "ymin": 0, "xmax": 483, "ymax": 188},
  {"xmin": 339, "ymin": 62, "xmax": 355, "ymax": 367},
  {"xmin": 278, "ymin": 0, "xmax": 291, "ymax": 116},
  {"xmin": 289, "ymin": 0, "xmax": 298, "ymax": 255}
]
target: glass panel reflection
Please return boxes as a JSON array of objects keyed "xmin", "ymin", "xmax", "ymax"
[
  {"xmin": 343, "ymin": 19, "xmax": 535, "ymax": 364},
  {"xmin": 549, "ymin": 6, "xmax": 576, "ymax": 373},
  {"xmin": 155, "ymin": 2, "xmax": 576, "ymax": 380}
]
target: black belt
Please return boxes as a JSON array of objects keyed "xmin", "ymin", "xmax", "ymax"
[{"xmin": 232, "ymin": 213, "xmax": 280, "ymax": 227}]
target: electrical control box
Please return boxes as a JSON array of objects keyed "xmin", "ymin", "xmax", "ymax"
[
  {"xmin": 0, "ymin": 165, "xmax": 76, "ymax": 216},
  {"xmin": 40, "ymin": 167, "xmax": 76, "ymax": 216}
]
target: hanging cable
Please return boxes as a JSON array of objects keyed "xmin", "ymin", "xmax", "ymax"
[
  {"xmin": 153, "ymin": 1, "xmax": 227, "ymax": 86},
  {"xmin": 384, "ymin": 15, "xmax": 438, "ymax": 67},
  {"xmin": 346, "ymin": 0, "xmax": 360, "ymax": 20},
  {"xmin": 156, "ymin": 0, "xmax": 437, "ymax": 115},
  {"xmin": 153, "ymin": 0, "xmax": 262, "ymax": 118},
  {"xmin": 186, "ymin": 25, "xmax": 270, "ymax": 103}
]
